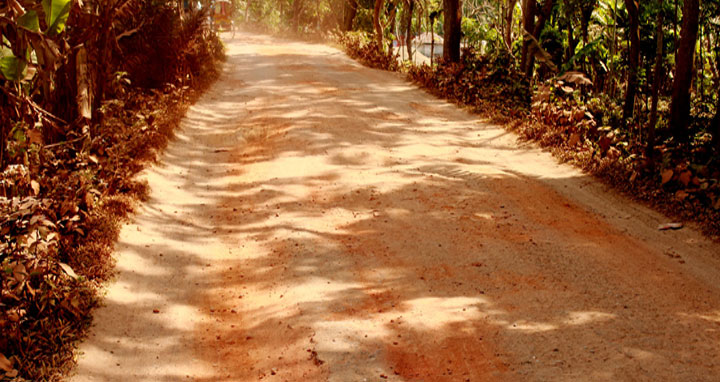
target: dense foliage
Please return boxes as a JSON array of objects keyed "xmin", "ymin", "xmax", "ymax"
[
  {"xmin": 338, "ymin": 31, "xmax": 400, "ymax": 70},
  {"xmin": 1, "ymin": 0, "xmax": 223, "ymax": 380},
  {"xmin": 408, "ymin": 49, "xmax": 530, "ymax": 116}
]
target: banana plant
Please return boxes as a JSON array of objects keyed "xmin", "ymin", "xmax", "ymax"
[{"xmin": 1, "ymin": 0, "xmax": 70, "ymax": 82}]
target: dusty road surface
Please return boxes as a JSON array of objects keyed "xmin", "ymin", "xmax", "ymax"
[{"xmin": 70, "ymin": 32, "xmax": 720, "ymax": 382}]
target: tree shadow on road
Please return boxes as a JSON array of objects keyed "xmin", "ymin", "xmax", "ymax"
[{"xmin": 73, "ymin": 33, "xmax": 720, "ymax": 382}]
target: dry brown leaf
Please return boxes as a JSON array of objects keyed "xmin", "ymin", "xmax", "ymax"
[
  {"xmin": 572, "ymin": 109, "xmax": 585, "ymax": 122},
  {"xmin": 599, "ymin": 136, "xmax": 611, "ymax": 153},
  {"xmin": 661, "ymin": 169, "xmax": 674, "ymax": 185},
  {"xmin": 658, "ymin": 222, "xmax": 684, "ymax": 230},
  {"xmin": 31, "ymin": 180, "xmax": 40, "ymax": 195},
  {"xmin": 84, "ymin": 191, "xmax": 94, "ymax": 209},
  {"xmin": 59, "ymin": 263, "xmax": 79, "ymax": 279},
  {"xmin": 607, "ymin": 147, "xmax": 621, "ymax": 160},
  {"xmin": 557, "ymin": 71, "xmax": 593, "ymax": 86},
  {"xmin": 568, "ymin": 133, "xmax": 580, "ymax": 147},
  {"xmin": 678, "ymin": 171, "xmax": 692, "ymax": 187},
  {"xmin": 0, "ymin": 353, "xmax": 12, "ymax": 372},
  {"xmin": 7, "ymin": 311, "xmax": 19, "ymax": 322},
  {"xmin": 27, "ymin": 129, "xmax": 43, "ymax": 145}
]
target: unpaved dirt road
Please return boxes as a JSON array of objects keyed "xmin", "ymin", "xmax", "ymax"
[{"xmin": 70, "ymin": 33, "xmax": 720, "ymax": 382}]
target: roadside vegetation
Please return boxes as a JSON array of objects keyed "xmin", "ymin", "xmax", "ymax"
[
  {"xmin": 1, "ymin": 1, "xmax": 223, "ymax": 380},
  {"xmin": 3, "ymin": 0, "xmax": 720, "ymax": 380},
  {"xmin": 240, "ymin": 0, "xmax": 720, "ymax": 237}
]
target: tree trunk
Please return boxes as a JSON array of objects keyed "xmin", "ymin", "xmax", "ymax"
[
  {"xmin": 292, "ymin": 0, "xmax": 304, "ymax": 31},
  {"xmin": 502, "ymin": 0, "xmax": 517, "ymax": 52},
  {"xmin": 647, "ymin": 5, "xmax": 664, "ymax": 169},
  {"xmin": 342, "ymin": 0, "xmax": 358, "ymax": 31},
  {"xmin": 431, "ymin": 18, "xmax": 435, "ymax": 65},
  {"xmin": 579, "ymin": 1, "xmax": 595, "ymax": 45},
  {"xmin": 374, "ymin": 0, "xmax": 385, "ymax": 51},
  {"xmin": 622, "ymin": 0, "xmax": 640, "ymax": 121},
  {"xmin": 520, "ymin": 0, "xmax": 536, "ymax": 71},
  {"xmin": 669, "ymin": 0, "xmax": 699, "ymax": 142},
  {"xmin": 713, "ymin": 54, "xmax": 720, "ymax": 152},
  {"xmin": 564, "ymin": 6, "xmax": 577, "ymax": 65},
  {"xmin": 712, "ymin": 94, "xmax": 720, "ymax": 152},
  {"xmin": 388, "ymin": 3, "xmax": 397, "ymax": 53},
  {"xmin": 521, "ymin": 0, "xmax": 553, "ymax": 78},
  {"xmin": 405, "ymin": 0, "xmax": 415, "ymax": 59},
  {"xmin": 443, "ymin": 0, "xmax": 462, "ymax": 63}
]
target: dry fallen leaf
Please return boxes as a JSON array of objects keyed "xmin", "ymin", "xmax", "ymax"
[
  {"xmin": 678, "ymin": 171, "xmax": 692, "ymax": 187},
  {"xmin": 658, "ymin": 222, "xmax": 684, "ymax": 231},
  {"xmin": 31, "ymin": 180, "xmax": 40, "ymax": 195},
  {"xmin": 59, "ymin": 263, "xmax": 79, "ymax": 279},
  {"xmin": 0, "ymin": 353, "xmax": 12, "ymax": 372},
  {"xmin": 675, "ymin": 190, "xmax": 689, "ymax": 201},
  {"xmin": 568, "ymin": 133, "xmax": 580, "ymax": 147},
  {"xmin": 661, "ymin": 169, "xmax": 674, "ymax": 185}
]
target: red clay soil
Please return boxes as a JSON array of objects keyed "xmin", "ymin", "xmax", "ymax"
[{"xmin": 69, "ymin": 32, "xmax": 720, "ymax": 382}]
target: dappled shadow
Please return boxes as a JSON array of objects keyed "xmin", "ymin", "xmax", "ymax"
[{"xmin": 71, "ymin": 31, "xmax": 720, "ymax": 382}]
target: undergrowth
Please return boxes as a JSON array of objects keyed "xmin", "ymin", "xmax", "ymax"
[
  {"xmin": 336, "ymin": 32, "xmax": 399, "ymax": 72},
  {"xmin": 0, "ymin": 7, "xmax": 224, "ymax": 382}
]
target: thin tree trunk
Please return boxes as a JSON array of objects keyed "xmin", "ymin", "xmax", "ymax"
[
  {"xmin": 713, "ymin": 53, "xmax": 720, "ymax": 151},
  {"xmin": 443, "ymin": 0, "xmax": 462, "ymax": 63},
  {"xmin": 374, "ymin": 0, "xmax": 385, "ymax": 51},
  {"xmin": 342, "ymin": 0, "xmax": 358, "ymax": 31},
  {"xmin": 431, "ymin": 18, "xmax": 435, "ymax": 65},
  {"xmin": 503, "ymin": 0, "xmax": 517, "ymax": 52},
  {"xmin": 520, "ymin": 0, "xmax": 536, "ymax": 72},
  {"xmin": 565, "ymin": 7, "xmax": 577, "ymax": 65},
  {"xmin": 669, "ymin": 0, "xmax": 700, "ymax": 142},
  {"xmin": 647, "ymin": 5, "xmax": 664, "ymax": 169},
  {"xmin": 405, "ymin": 0, "xmax": 415, "ymax": 59},
  {"xmin": 522, "ymin": 0, "xmax": 553, "ymax": 78},
  {"xmin": 673, "ymin": 0, "xmax": 678, "ymax": 57},
  {"xmin": 698, "ymin": 25, "xmax": 704, "ymax": 105},
  {"xmin": 712, "ymin": 95, "xmax": 720, "ymax": 152},
  {"xmin": 292, "ymin": 0, "xmax": 304, "ymax": 31},
  {"xmin": 623, "ymin": 0, "xmax": 640, "ymax": 121},
  {"xmin": 580, "ymin": 0, "xmax": 595, "ymax": 73},
  {"xmin": 610, "ymin": 0, "xmax": 617, "ymax": 95},
  {"xmin": 388, "ymin": 3, "xmax": 397, "ymax": 53}
]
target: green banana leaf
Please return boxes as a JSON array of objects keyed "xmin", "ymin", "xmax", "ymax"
[
  {"xmin": 0, "ymin": 55, "xmax": 27, "ymax": 81},
  {"xmin": 42, "ymin": 0, "xmax": 72, "ymax": 36},
  {"xmin": 18, "ymin": 11, "xmax": 41, "ymax": 32}
]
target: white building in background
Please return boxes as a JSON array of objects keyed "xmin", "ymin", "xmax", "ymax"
[
  {"xmin": 413, "ymin": 32, "xmax": 444, "ymax": 58},
  {"xmin": 394, "ymin": 32, "xmax": 444, "ymax": 65}
]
